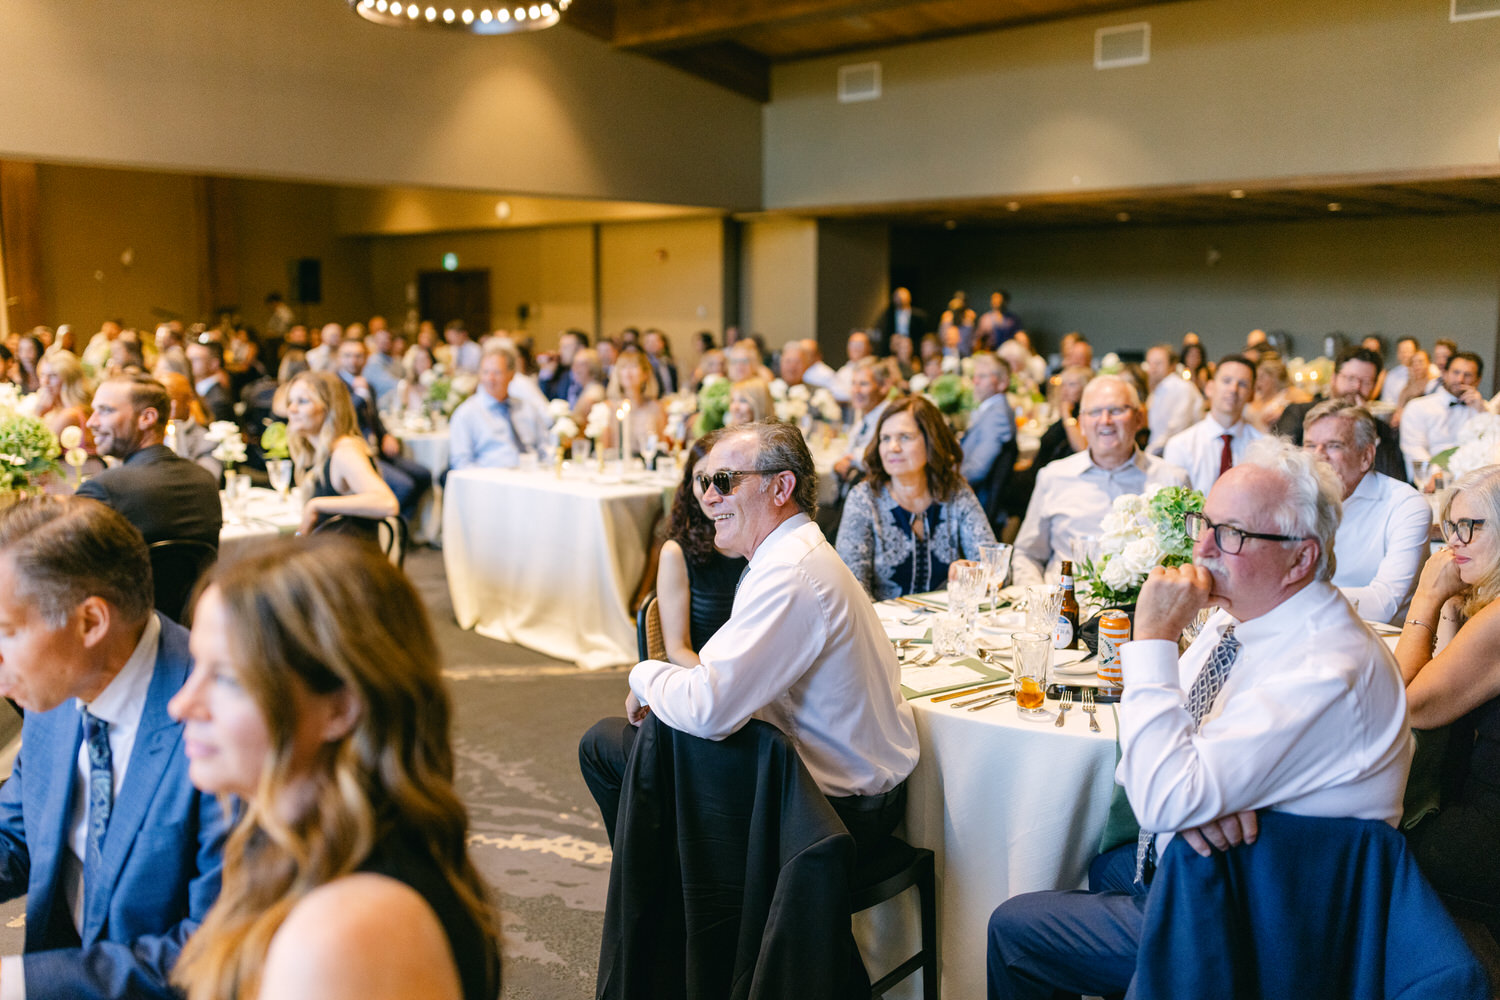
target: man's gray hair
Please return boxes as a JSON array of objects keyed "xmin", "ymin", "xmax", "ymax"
[
  {"xmin": 971, "ymin": 352, "xmax": 1011, "ymax": 378},
  {"xmin": 850, "ymin": 356, "xmax": 890, "ymax": 387},
  {"xmin": 722, "ymin": 421, "xmax": 818, "ymax": 518},
  {"xmin": 1240, "ymin": 436, "xmax": 1342, "ymax": 581},
  {"xmin": 1303, "ymin": 399, "xmax": 1378, "ymax": 451},
  {"xmin": 481, "ymin": 339, "xmax": 519, "ymax": 372},
  {"xmin": 1081, "ymin": 373, "xmax": 1142, "ymax": 410}
]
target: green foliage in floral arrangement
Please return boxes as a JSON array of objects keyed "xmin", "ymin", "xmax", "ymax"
[
  {"xmin": 1077, "ymin": 485, "xmax": 1205, "ymax": 609},
  {"xmin": 0, "ymin": 411, "xmax": 62, "ymax": 493},
  {"xmin": 1147, "ymin": 485, "xmax": 1205, "ymax": 568},
  {"xmin": 260, "ymin": 421, "xmax": 291, "ymax": 460},
  {"xmin": 693, "ymin": 377, "xmax": 731, "ymax": 436},
  {"xmin": 927, "ymin": 373, "xmax": 974, "ymax": 415}
]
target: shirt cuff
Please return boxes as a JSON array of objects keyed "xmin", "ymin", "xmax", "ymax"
[
  {"xmin": 1120, "ymin": 638, "xmax": 1180, "ymax": 687},
  {"xmin": 1, "ymin": 954, "xmax": 24, "ymax": 1000},
  {"xmin": 628, "ymin": 659, "xmax": 673, "ymax": 705}
]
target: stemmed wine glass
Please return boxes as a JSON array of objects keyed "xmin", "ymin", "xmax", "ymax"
[
  {"xmin": 641, "ymin": 433, "xmax": 662, "ymax": 473},
  {"xmin": 978, "ymin": 542, "xmax": 1013, "ymax": 624}
]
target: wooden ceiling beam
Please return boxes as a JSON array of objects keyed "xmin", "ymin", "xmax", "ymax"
[
  {"xmin": 654, "ymin": 42, "xmax": 772, "ymax": 101},
  {"xmin": 609, "ymin": 0, "xmax": 916, "ymax": 52}
]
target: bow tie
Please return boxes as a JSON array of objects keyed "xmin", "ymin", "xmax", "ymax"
[{"xmin": 1450, "ymin": 399, "xmax": 1468, "ymax": 407}]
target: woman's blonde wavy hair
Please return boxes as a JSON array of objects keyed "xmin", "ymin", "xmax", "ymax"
[
  {"xmin": 40, "ymin": 350, "xmax": 93, "ymax": 409},
  {"xmin": 171, "ymin": 536, "xmax": 495, "ymax": 1000},
  {"xmin": 1441, "ymin": 465, "xmax": 1500, "ymax": 618},
  {"xmin": 284, "ymin": 370, "xmax": 366, "ymax": 490}
]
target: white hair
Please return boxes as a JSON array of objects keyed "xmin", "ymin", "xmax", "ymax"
[{"xmin": 1240, "ymin": 436, "xmax": 1342, "ymax": 581}]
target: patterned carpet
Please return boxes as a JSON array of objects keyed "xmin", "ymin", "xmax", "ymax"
[{"xmin": 0, "ymin": 545, "xmax": 622, "ymax": 1000}]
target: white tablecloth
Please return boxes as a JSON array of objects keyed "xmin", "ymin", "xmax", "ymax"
[
  {"xmin": 442, "ymin": 466, "xmax": 674, "ymax": 669},
  {"xmin": 395, "ymin": 428, "xmax": 450, "ymax": 544},
  {"xmin": 869, "ymin": 603, "xmax": 1120, "ymax": 1000},
  {"xmin": 218, "ymin": 487, "xmax": 300, "ymax": 550}
]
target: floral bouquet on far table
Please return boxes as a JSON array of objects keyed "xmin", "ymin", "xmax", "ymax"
[
  {"xmin": 547, "ymin": 399, "xmax": 579, "ymax": 447},
  {"xmin": 206, "ymin": 421, "xmax": 247, "ymax": 470},
  {"xmin": 693, "ymin": 375, "xmax": 730, "ymax": 436},
  {"xmin": 0, "ymin": 384, "xmax": 62, "ymax": 495},
  {"xmin": 1077, "ymin": 484, "xmax": 1205, "ymax": 609},
  {"xmin": 1433, "ymin": 412, "xmax": 1500, "ymax": 484}
]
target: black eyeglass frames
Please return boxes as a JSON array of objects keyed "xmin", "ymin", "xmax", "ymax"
[{"xmin": 1183, "ymin": 511, "xmax": 1308, "ymax": 555}]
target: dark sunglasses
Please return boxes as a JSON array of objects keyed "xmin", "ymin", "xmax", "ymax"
[{"xmin": 694, "ymin": 469, "xmax": 783, "ymax": 496}]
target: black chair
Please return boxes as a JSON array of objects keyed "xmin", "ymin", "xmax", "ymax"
[
  {"xmin": 982, "ymin": 438, "xmax": 1020, "ymax": 536},
  {"xmin": 852, "ymin": 836, "xmax": 939, "ymax": 1000},
  {"xmin": 311, "ymin": 514, "xmax": 409, "ymax": 568},
  {"xmin": 634, "ymin": 591, "xmax": 666, "ymax": 662},
  {"xmin": 148, "ymin": 539, "xmax": 219, "ymax": 625}
]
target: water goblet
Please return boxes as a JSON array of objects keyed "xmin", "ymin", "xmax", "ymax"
[
  {"xmin": 266, "ymin": 458, "xmax": 293, "ymax": 500},
  {"xmin": 1025, "ymin": 584, "xmax": 1065, "ymax": 637},
  {"xmin": 979, "ymin": 542, "xmax": 1013, "ymax": 620}
]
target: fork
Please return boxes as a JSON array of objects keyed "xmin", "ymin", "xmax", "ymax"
[
  {"xmin": 1082, "ymin": 688, "xmax": 1101, "ymax": 733},
  {"xmin": 1053, "ymin": 688, "xmax": 1073, "ymax": 727}
]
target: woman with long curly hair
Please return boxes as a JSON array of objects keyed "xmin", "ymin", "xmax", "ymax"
[
  {"xmin": 169, "ymin": 536, "xmax": 500, "ymax": 1000},
  {"xmin": 1396, "ymin": 466, "xmax": 1500, "ymax": 912},
  {"xmin": 654, "ymin": 430, "xmax": 747, "ymax": 665},
  {"xmin": 283, "ymin": 370, "xmax": 397, "ymax": 537},
  {"xmin": 835, "ymin": 395, "xmax": 995, "ymax": 599}
]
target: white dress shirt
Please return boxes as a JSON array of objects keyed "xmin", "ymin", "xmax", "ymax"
[
  {"xmin": 631, "ymin": 514, "xmax": 920, "ymax": 798},
  {"xmin": 1332, "ymin": 471, "xmax": 1432, "ymax": 625},
  {"xmin": 1400, "ymin": 386, "xmax": 1480, "ymax": 477},
  {"xmin": 1145, "ymin": 371, "xmax": 1204, "ymax": 455},
  {"xmin": 1161, "ymin": 415, "xmax": 1266, "ymax": 495},
  {"xmin": 802, "ymin": 361, "xmax": 839, "ymax": 395},
  {"xmin": 1378, "ymin": 364, "xmax": 1409, "ymax": 405},
  {"xmin": 305, "ymin": 343, "xmax": 334, "ymax": 372},
  {"xmin": 1012, "ymin": 448, "xmax": 1190, "ymax": 588},
  {"xmin": 0, "ymin": 617, "xmax": 162, "ymax": 1000},
  {"xmin": 1118, "ymin": 582, "xmax": 1412, "ymax": 854}
]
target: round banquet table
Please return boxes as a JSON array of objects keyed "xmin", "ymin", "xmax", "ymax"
[
  {"xmin": 442, "ymin": 465, "xmax": 675, "ymax": 669},
  {"xmin": 392, "ymin": 425, "xmax": 450, "ymax": 545},
  {"xmin": 864, "ymin": 599, "xmax": 1120, "ymax": 1000},
  {"xmin": 218, "ymin": 486, "xmax": 300, "ymax": 552}
]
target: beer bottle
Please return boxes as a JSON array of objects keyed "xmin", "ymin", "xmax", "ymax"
[{"xmin": 1056, "ymin": 560, "xmax": 1081, "ymax": 650}]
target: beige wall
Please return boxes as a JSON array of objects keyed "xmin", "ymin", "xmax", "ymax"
[
  {"xmin": 599, "ymin": 219, "xmax": 727, "ymax": 365},
  {"xmin": 30, "ymin": 165, "xmax": 373, "ymax": 335},
  {"xmin": 0, "ymin": 0, "xmax": 761, "ymax": 209},
  {"xmin": 741, "ymin": 219, "xmax": 819, "ymax": 350},
  {"xmin": 888, "ymin": 213, "xmax": 1500, "ymax": 383},
  {"xmin": 765, "ymin": 0, "xmax": 1500, "ymax": 209},
  {"xmin": 35, "ymin": 166, "xmax": 200, "ymax": 334}
]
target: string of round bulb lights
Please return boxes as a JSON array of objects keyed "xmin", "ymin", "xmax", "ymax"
[{"xmin": 348, "ymin": 0, "xmax": 570, "ymax": 34}]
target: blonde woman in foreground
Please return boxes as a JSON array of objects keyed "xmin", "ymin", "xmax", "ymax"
[{"xmin": 169, "ymin": 536, "xmax": 500, "ymax": 1000}]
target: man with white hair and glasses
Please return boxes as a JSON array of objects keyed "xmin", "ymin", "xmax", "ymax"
[
  {"xmin": 986, "ymin": 437, "xmax": 1413, "ymax": 1000},
  {"xmin": 579, "ymin": 421, "xmax": 919, "ymax": 854}
]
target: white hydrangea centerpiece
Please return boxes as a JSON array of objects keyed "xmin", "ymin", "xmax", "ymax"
[
  {"xmin": 1077, "ymin": 484, "xmax": 1204, "ymax": 609},
  {"xmin": 1434, "ymin": 412, "xmax": 1500, "ymax": 484}
]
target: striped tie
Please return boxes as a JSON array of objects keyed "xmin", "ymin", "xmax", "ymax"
[{"xmin": 1135, "ymin": 626, "xmax": 1239, "ymax": 884}]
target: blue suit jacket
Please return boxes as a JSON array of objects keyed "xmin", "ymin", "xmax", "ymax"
[
  {"xmin": 960, "ymin": 394, "xmax": 1017, "ymax": 509},
  {"xmin": 0, "ymin": 614, "xmax": 226, "ymax": 1000},
  {"xmin": 1130, "ymin": 811, "xmax": 1487, "ymax": 1000}
]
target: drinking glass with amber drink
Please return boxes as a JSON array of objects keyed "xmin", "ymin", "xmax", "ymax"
[{"xmin": 1011, "ymin": 630, "xmax": 1052, "ymax": 720}]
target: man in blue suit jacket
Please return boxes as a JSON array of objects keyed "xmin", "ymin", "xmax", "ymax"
[
  {"xmin": 0, "ymin": 496, "xmax": 225, "ymax": 1000},
  {"xmin": 960, "ymin": 352, "xmax": 1017, "ymax": 512}
]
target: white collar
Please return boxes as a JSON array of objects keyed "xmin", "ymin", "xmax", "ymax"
[{"xmin": 79, "ymin": 614, "xmax": 161, "ymax": 726}]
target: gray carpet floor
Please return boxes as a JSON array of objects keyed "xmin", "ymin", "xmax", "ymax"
[{"xmin": 0, "ymin": 545, "xmax": 621, "ymax": 1000}]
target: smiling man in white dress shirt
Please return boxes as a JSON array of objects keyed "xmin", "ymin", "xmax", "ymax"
[
  {"xmin": 1401, "ymin": 350, "xmax": 1485, "ymax": 485},
  {"xmin": 987, "ymin": 437, "xmax": 1412, "ymax": 1000},
  {"xmin": 1162, "ymin": 354, "xmax": 1264, "ymax": 494},
  {"xmin": 1012, "ymin": 375, "xmax": 1189, "ymax": 587},
  {"xmin": 579, "ymin": 422, "xmax": 920, "ymax": 852},
  {"xmin": 1303, "ymin": 400, "xmax": 1430, "ymax": 625}
]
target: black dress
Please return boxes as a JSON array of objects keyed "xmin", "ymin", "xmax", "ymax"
[
  {"xmin": 685, "ymin": 549, "xmax": 747, "ymax": 652},
  {"xmin": 360, "ymin": 829, "xmax": 501, "ymax": 1000},
  {"xmin": 308, "ymin": 455, "xmax": 381, "ymax": 543},
  {"xmin": 1407, "ymin": 695, "xmax": 1500, "ymax": 909}
]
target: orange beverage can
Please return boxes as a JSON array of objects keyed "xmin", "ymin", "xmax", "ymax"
[{"xmin": 1096, "ymin": 610, "xmax": 1131, "ymax": 688}]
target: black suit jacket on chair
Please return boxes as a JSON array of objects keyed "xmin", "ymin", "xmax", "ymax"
[{"xmin": 76, "ymin": 445, "xmax": 223, "ymax": 547}]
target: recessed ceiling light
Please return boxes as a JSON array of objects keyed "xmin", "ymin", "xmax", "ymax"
[
  {"xmin": 1116, "ymin": 212, "xmax": 1131, "ymax": 222},
  {"xmin": 1006, "ymin": 201, "xmax": 1021, "ymax": 212},
  {"xmin": 1229, "ymin": 189, "xmax": 1246, "ymax": 199},
  {"xmin": 1328, "ymin": 202, "xmax": 1342, "ymax": 212}
]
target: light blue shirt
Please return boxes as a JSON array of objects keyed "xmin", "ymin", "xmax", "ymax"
[
  {"xmin": 447, "ymin": 390, "xmax": 546, "ymax": 470},
  {"xmin": 363, "ymin": 352, "xmax": 402, "ymax": 408}
]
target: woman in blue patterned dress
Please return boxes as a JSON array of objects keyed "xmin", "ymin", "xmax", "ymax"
[{"xmin": 836, "ymin": 395, "xmax": 996, "ymax": 600}]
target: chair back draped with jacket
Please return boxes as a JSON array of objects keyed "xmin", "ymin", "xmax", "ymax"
[
  {"xmin": 1128, "ymin": 810, "xmax": 1488, "ymax": 1000},
  {"xmin": 597, "ymin": 714, "xmax": 864, "ymax": 1000}
]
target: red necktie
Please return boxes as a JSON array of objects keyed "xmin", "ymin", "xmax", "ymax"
[{"xmin": 1219, "ymin": 433, "xmax": 1233, "ymax": 478}]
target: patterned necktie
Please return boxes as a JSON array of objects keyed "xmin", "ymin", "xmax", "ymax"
[
  {"xmin": 495, "ymin": 399, "xmax": 526, "ymax": 453},
  {"xmin": 81, "ymin": 709, "xmax": 114, "ymax": 873},
  {"xmin": 1135, "ymin": 626, "xmax": 1240, "ymax": 884},
  {"xmin": 1218, "ymin": 433, "xmax": 1233, "ymax": 478}
]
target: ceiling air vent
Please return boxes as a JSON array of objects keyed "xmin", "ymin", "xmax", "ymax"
[
  {"xmin": 1095, "ymin": 22, "xmax": 1150, "ymax": 69},
  {"xmin": 838, "ymin": 62, "xmax": 881, "ymax": 103},
  {"xmin": 1452, "ymin": 0, "xmax": 1500, "ymax": 20}
]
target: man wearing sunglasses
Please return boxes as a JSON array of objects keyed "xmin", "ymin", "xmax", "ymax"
[
  {"xmin": 988, "ymin": 437, "xmax": 1412, "ymax": 1000},
  {"xmin": 580, "ymin": 421, "xmax": 920, "ymax": 853}
]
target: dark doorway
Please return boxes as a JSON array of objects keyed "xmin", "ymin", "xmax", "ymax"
[{"xmin": 419, "ymin": 269, "xmax": 491, "ymax": 339}]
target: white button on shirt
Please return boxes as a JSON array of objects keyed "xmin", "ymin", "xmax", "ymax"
[
  {"xmin": 1332, "ymin": 471, "xmax": 1432, "ymax": 625},
  {"xmin": 630, "ymin": 514, "xmax": 920, "ymax": 798},
  {"xmin": 1118, "ymin": 582, "xmax": 1412, "ymax": 854},
  {"xmin": 1161, "ymin": 415, "xmax": 1266, "ymax": 495}
]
